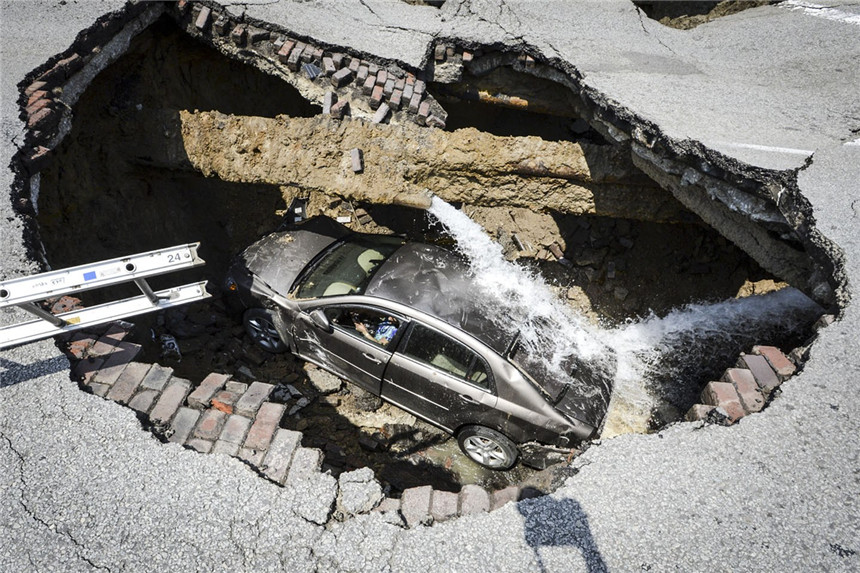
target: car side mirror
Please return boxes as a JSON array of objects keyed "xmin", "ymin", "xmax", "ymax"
[{"xmin": 309, "ymin": 309, "xmax": 332, "ymax": 333}]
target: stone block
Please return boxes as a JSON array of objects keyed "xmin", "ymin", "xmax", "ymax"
[
  {"xmin": 362, "ymin": 75, "xmax": 376, "ymax": 95},
  {"xmin": 219, "ymin": 414, "xmax": 252, "ymax": 444},
  {"xmin": 244, "ymin": 402, "xmax": 285, "ymax": 451},
  {"xmin": 490, "ymin": 485, "xmax": 520, "ymax": 511},
  {"xmin": 407, "ymin": 92, "xmax": 422, "ymax": 114},
  {"xmin": 724, "ymin": 368, "xmax": 765, "ymax": 413},
  {"xmin": 128, "ymin": 389, "xmax": 159, "ymax": 414},
  {"xmin": 234, "ymin": 381, "xmax": 274, "ymax": 417},
  {"xmin": 212, "ymin": 440, "xmax": 240, "ymax": 457},
  {"xmin": 348, "ymin": 59, "xmax": 361, "ymax": 74},
  {"xmin": 262, "ymin": 429, "xmax": 302, "ymax": 484},
  {"xmin": 400, "ymin": 485, "xmax": 433, "ymax": 527},
  {"xmin": 350, "ymin": 148, "xmax": 363, "ymax": 173},
  {"xmin": 753, "ymin": 345, "xmax": 797, "ymax": 379},
  {"xmin": 323, "ymin": 91, "xmax": 337, "ymax": 115},
  {"xmin": 417, "ymin": 100, "xmax": 431, "ymax": 120},
  {"xmin": 331, "ymin": 67, "xmax": 353, "ymax": 88},
  {"xmin": 322, "ymin": 56, "xmax": 336, "ymax": 76},
  {"xmin": 92, "ymin": 341, "xmax": 141, "ymax": 387},
  {"xmin": 372, "ymin": 103, "xmax": 390, "ymax": 124},
  {"xmin": 194, "ymin": 6, "xmax": 210, "ymax": 30},
  {"xmin": 376, "ymin": 69, "xmax": 387, "ymax": 86},
  {"xmin": 140, "ymin": 364, "xmax": 173, "ymax": 391},
  {"xmin": 187, "ymin": 372, "xmax": 229, "ymax": 409},
  {"xmin": 193, "ymin": 409, "xmax": 228, "ymax": 441},
  {"xmin": 330, "ymin": 99, "xmax": 349, "ymax": 119},
  {"xmin": 106, "ymin": 361, "xmax": 151, "ymax": 404},
  {"xmin": 459, "ymin": 484, "xmax": 490, "ymax": 515},
  {"xmin": 701, "ymin": 381, "xmax": 745, "ymax": 422},
  {"xmin": 287, "ymin": 44, "xmax": 303, "ymax": 71},
  {"xmin": 370, "ymin": 85, "xmax": 384, "ymax": 109},
  {"xmin": 286, "ymin": 447, "xmax": 324, "ymax": 484},
  {"xmin": 434, "ymin": 44, "xmax": 447, "ymax": 61},
  {"xmin": 367, "ymin": 62, "xmax": 379, "ymax": 75},
  {"xmin": 462, "ymin": 50, "xmax": 473, "ymax": 62},
  {"xmin": 338, "ymin": 467, "xmax": 384, "ymax": 515},
  {"xmin": 211, "ymin": 390, "xmax": 240, "ymax": 414},
  {"xmin": 88, "ymin": 382, "xmax": 110, "ymax": 398},
  {"xmin": 150, "ymin": 378, "xmax": 192, "ymax": 424},
  {"xmin": 312, "ymin": 47, "xmax": 324, "ymax": 61},
  {"xmin": 168, "ymin": 407, "xmax": 200, "ymax": 444},
  {"xmin": 402, "ymin": 83, "xmax": 414, "ymax": 102},
  {"xmin": 332, "ymin": 53, "xmax": 345, "ymax": 67},
  {"xmin": 277, "ymin": 40, "xmax": 296, "ymax": 63},
  {"xmin": 356, "ymin": 65, "xmax": 369, "ymax": 82},
  {"xmin": 738, "ymin": 353, "xmax": 781, "ymax": 393},
  {"xmin": 383, "ymin": 78, "xmax": 395, "ymax": 97},
  {"xmin": 430, "ymin": 490, "xmax": 458, "ymax": 522},
  {"xmin": 414, "ymin": 79, "xmax": 426, "ymax": 95},
  {"xmin": 394, "ymin": 77, "xmax": 405, "ymax": 91},
  {"xmin": 684, "ymin": 404, "xmax": 716, "ymax": 422},
  {"xmin": 187, "ymin": 438, "xmax": 213, "ymax": 454}
]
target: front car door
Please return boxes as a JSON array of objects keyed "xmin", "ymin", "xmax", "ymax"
[
  {"xmin": 292, "ymin": 303, "xmax": 404, "ymax": 394},
  {"xmin": 381, "ymin": 322, "xmax": 498, "ymax": 432}
]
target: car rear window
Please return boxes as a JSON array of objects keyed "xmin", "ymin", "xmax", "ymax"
[{"xmin": 294, "ymin": 235, "xmax": 404, "ymax": 299}]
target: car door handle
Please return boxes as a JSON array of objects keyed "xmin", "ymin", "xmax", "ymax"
[
  {"xmin": 362, "ymin": 352, "xmax": 382, "ymax": 364},
  {"xmin": 458, "ymin": 393, "xmax": 478, "ymax": 404}
]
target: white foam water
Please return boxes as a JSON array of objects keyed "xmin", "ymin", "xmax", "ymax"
[{"xmin": 427, "ymin": 197, "xmax": 824, "ymax": 438}]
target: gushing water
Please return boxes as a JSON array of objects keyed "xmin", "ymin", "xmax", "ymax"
[{"xmin": 427, "ymin": 197, "xmax": 823, "ymax": 438}]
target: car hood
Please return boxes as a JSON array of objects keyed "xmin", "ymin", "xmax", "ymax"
[{"xmin": 237, "ymin": 218, "xmax": 351, "ymax": 295}]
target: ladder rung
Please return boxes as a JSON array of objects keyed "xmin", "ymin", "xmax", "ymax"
[
  {"xmin": 0, "ymin": 281, "xmax": 211, "ymax": 350},
  {"xmin": 0, "ymin": 243, "xmax": 204, "ymax": 308}
]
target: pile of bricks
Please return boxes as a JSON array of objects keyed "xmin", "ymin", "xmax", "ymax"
[
  {"xmin": 685, "ymin": 345, "xmax": 799, "ymax": 424},
  {"xmin": 177, "ymin": 0, "xmax": 449, "ymax": 128},
  {"xmin": 64, "ymin": 321, "xmax": 530, "ymax": 528}
]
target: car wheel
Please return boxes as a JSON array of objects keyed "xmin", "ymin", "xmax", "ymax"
[
  {"xmin": 457, "ymin": 426, "xmax": 518, "ymax": 470},
  {"xmin": 243, "ymin": 308, "xmax": 288, "ymax": 353}
]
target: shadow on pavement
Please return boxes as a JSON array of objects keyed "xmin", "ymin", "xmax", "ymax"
[
  {"xmin": 0, "ymin": 355, "xmax": 69, "ymax": 388},
  {"xmin": 518, "ymin": 496, "xmax": 608, "ymax": 573}
]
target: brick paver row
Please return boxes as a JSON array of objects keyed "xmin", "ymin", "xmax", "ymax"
[{"xmin": 64, "ymin": 320, "xmax": 813, "ymax": 529}]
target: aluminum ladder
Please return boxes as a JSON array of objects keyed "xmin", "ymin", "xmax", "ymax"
[{"xmin": 0, "ymin": 243, "xmax": 211, "ymax": 350}]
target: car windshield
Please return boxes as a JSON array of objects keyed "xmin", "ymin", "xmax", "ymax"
[{"xmin": 294, "ymin": 235, "xmax": 405, "ymax": 299}]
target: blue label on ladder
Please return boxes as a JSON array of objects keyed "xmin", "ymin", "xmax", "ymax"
[{"xmin": 83, "ymin": 271, "xmax": 97, "ymax": 281}]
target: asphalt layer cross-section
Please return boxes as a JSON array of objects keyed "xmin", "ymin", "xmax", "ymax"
[{"xmin": 1, "ymin": 1, "xmax": 859, "ymax": 571}]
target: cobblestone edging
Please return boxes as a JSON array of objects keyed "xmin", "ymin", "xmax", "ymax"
[
  {"xmin": 64, "ymin": 320, "xmax": 547, "ymax": 528},
  {"xmin": 174, "ymin": 0, "xmax": 450, "ymax": 129}
]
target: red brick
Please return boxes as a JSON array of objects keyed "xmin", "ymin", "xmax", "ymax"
[
  {"xmin": 727, "ymin": 368, "xmax": 766, "ymax": 414},
  {"xmin": 26, "ymin": 98, "xmax": 52, "ymax": 117},
  {"xmin": 348, "ymin": 59, "xmax": 361, "ymax": 74},
  {"xmin": 394, "ymin": 77, "xmax": 405, "ymax": 91},
  {"xmin": 187, "ymin": 438, "xmax": 213, "ymax": 454},
  {"xmin": 701, "ymin": 381, "xmax": 745, "ymax": 422},
  {"xmin": 168, "ymin": 407, "xmax": 200, "ymax": 444},
  {"xmin": 401, "ymin": 486, "xmax": 433, "ymax": 527},
  {"xmin": 212, "ymin": 440, "xmax": 239, "ymax": 456},
  {"xmin": 27, "ymin": 90, "xmax": 49, "ymax": 106},
  {"xmin": 372, "ymin": 103, "xmax": 390, "ymax": 124},
  {"xmin": 418, "ymin": 100, "xmax": 431, "ymax": 119},
  {"xmin": 91, "ymin": 341, "xmax": 141, "ymax": 386},
  {"xmin": 430, "ymin": 490, "xmax": 458, "ymax": 522},
  {"xmin": 434, "ymin": 44, "xmax": 446, "ymax": 61},
  {"xmin": 370, "ymin": 85, "xmax": 384, "ymax": 109},
  {"xmin": 362, "ymin": 75, "xmax": 376, "ymax": 95},
  {"xmin": 90, "ymin": 323, "xmax": 130, "ymax": 356},
  {"xmin": 66, "ymin": 332, "xmax": 96, "ymax": 359},
  {"xmin": 234, "ymin": 381, "xmax": 274, "ymax": 417},
  {"xmin": 230, "ymin": 24, "xmax": 246, "ymax": 46},
  {"xmin": 287, "ymin": 43, "xmax": 304, "ymax": 70},
  {"xmin": 277, "ymin": 40, "xmax": 296, "ymax": 63},
  {"xmin": 187, "ymin": 372, "xmax": 229, "ymax": 409},
  {"xmin": 27, "ymin": 108, "xmax": 56, "ymax": 130},
  {"xmin": 462, "ymin": 50, "xmax": 473, "ymax": 62},
  {"xmin": 24, "ymin": 81, "xmax": 47, "ymax": 98},
  {"xmin": 375, "ymin": 69, "xmax": 387, "ymax": 86},
  {"xmin": 193, "ymin": 409, "xmax": 228, "ymax": 441},
  {"xmin": 57, "ymin": 53, "xmax": 82, "ymax": 75},
  {"xmin": 389, "ymin": 89, "xmax": 403, "ymax": 111},
  {"xmin": 738, "ymin": 353, "xmax": 781, "ymax": 393},
  {"xmin": 331, "ymin": 68, "xmax": 353, "ymax": 88},
  {"xmin": 262, "ymin": 429, "xmax": 302, "ymax": 484},
  {"xmin": 414, "ymin": 79, "xmax": 426, "ymax": 95},
  {"xmin": 332, "ymin": 53, "xmax": 345, "ymax": 68},
  {"xmin": 356, "ymin": 65, "xmax": 369, "ymax": 82},
  {"xmin": 150, "ymin": 378, "xmax": 192, "ymax": 424},
  {"xmin": 194, "ymin": 6, "xmax": 211, "ymax": 30},
  {"xmin": 330, "ymin": 99, "xmax": 350, "ymax": 119},
  {"xmin": 322, "ymin": 56, "xmax": 336, "ymax": 76},
  {"xmin": 684, "ymin": 404, "xmax": 716, "ymax": 422},
  {"xmin": 459, "ymin": 484, "xmax": 490, "ymax": 515},
  {"xmin": 407, "ymin": 92, "xmax": 422, "ymax": 114},
  {"xmin": 211, "ymin": 390, "xmax": 240, "ymax": 414},
  {"xmin": 128, "ymin": 389, "xmax": 159, "ymax": 414},
  {"xmin": 490, "ymin": 485, "xmax": 520, "ymax": 510},
  {"xmin": 106, "ymin": 361, "xmax": 151, "ymax": 404},
  {"xmin": 219, "ymin": 414, "xmax": 252, "ymax": 444},
  {"xmin": 383, "ymin": 78, "xmax": 395, "ymax": 97},
  {"xmin": 243, "ymin": 402, "xmax": 285, "ymax": 450},
  {"xmin": 74, "ymin": 356, "xmax": 104, "ymax": 385},
  {"xmin": 753, "ymin": 345, "xmax": 796, "ymax": 379},
  {"xmin": 140, "ymin": 364, "xmax": 173, "ymax": 391}
]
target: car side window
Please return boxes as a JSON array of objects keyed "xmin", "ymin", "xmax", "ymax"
[
  {"xmin": 402, "ymin": 324, "xmax": 491, "ymax": 391},
  {"xmin": 324, "ymin": 306, "xmax": 401, "ymax": 348}
]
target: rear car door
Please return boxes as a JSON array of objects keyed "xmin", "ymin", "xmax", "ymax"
[
  {"xmin": 292, "ymin": 304, "xmax": 403, "ymax": 394},
  {"xmin": 381, "ymin": 322, "xmax": 498, "ymax": 432}
]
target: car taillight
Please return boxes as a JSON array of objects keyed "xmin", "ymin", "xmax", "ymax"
[{"xmin": 225, "ymin": 277, "xmax": 238, "ymax": 292}]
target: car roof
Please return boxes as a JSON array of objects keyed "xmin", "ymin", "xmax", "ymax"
[{"xmin": 365, "ymin": 242, "xmax": 515, "ymax": 355}]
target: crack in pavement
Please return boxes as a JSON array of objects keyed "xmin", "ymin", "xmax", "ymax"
[
  {"xmin": 358, "ymin": 0, "xmax": 379, "ymax": 19},
  {"xmin": 1, "ymin": 432, "xmax": 112, "ymax": 572},
  {"xmin": 634, "ymin": 6, "xmax": 678, "ymax": 57}
]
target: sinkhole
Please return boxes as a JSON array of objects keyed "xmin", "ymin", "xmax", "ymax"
[{"xmin": 25, "ymin": 11, "xmax": 825, "ymax": 498}]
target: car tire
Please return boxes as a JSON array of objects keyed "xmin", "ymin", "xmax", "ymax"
[
  {"xmin": 243, "ymin": 308, "xmax": 288, "ymax": 353},
  {"xmin": 457, "ymin": 426, "xmax": 518, "ymax": 470}
]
